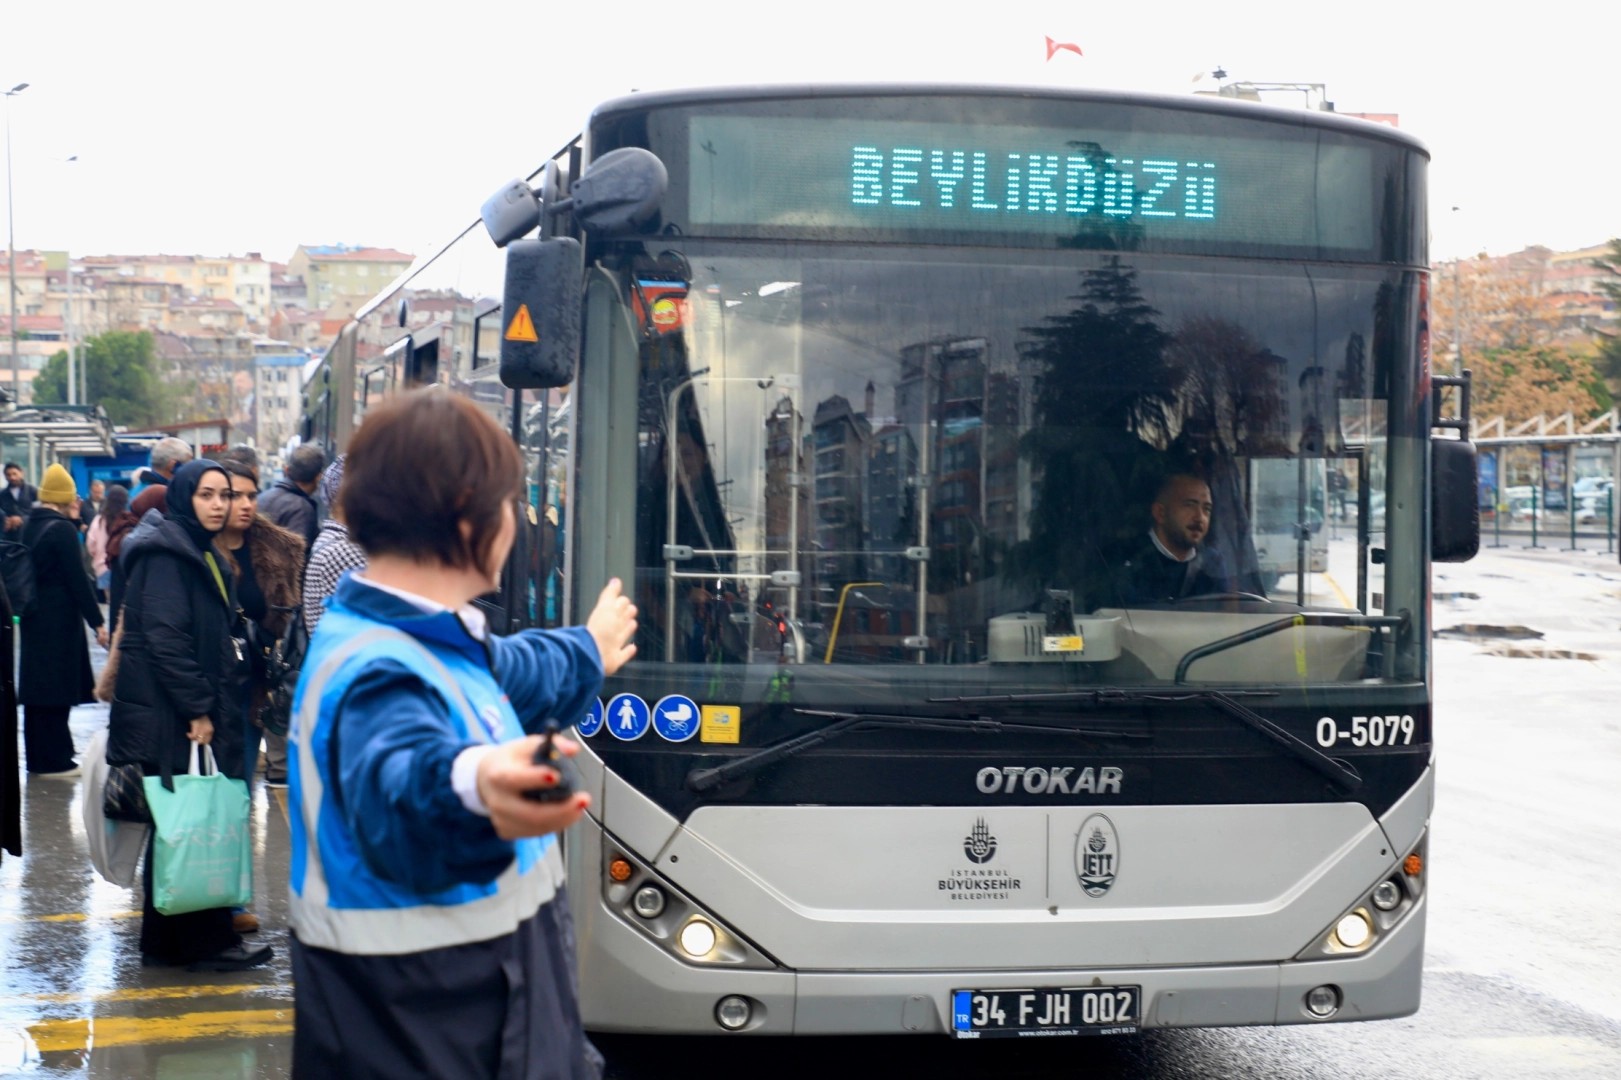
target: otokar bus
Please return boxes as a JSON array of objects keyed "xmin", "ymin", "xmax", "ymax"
[{"xmin": 302, "ymin": 84, "xmax": 1479, "ymax": 1040}]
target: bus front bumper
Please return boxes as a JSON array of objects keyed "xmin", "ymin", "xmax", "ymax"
[{"xmin": 576, "ymin": 891, "xmax": 1425, "ymax": 1036}]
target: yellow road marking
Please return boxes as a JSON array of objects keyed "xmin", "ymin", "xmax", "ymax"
[
  {"xmin": 0, "ymin": 910, "xmax": 139, "ymax": 925},
  {"xmin": 26, "ymin": 1008, "xmax": 292, "ymax": 1052},
  {"xmin": 1323, "ymin": 571, "xmax": 1354, "ymax": 609},
  {"xmin": 11, "ymin": 982, "xmax": 286, "ymax": 1007}
]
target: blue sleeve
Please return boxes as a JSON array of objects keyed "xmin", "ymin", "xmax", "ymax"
[
  {"xmin": 490, "ymin": 625, "xmax": 605, "ymax": 734},
  {"xmin": 332, "ymin": 660, "xmax": 516, "ymax": 894}
]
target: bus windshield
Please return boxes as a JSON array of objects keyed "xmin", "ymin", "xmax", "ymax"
[{"xmin": 585, "ymin": 241, "xmax": 1421, "ymax": 692}]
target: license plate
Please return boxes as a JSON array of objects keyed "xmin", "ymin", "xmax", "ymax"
[{"xmin": 951, "ymin": 986, "xmax": 1140, "ymax": 1039}]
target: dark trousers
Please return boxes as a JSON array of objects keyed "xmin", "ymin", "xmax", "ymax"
[
  {"xmin": 140, "ymin": 830, "xmax": 237, "ymax": 964},
  {"xmin": 23, "ymin": 705, "xmax": 76, "ymax": 773}
]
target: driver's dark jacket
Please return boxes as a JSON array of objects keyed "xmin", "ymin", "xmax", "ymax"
[{"xmin": 1117, "ymin": 536, "xmax": 1236, "ymax": 603}]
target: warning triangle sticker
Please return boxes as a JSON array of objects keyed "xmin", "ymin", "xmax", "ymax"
[{"xmin": 505, "ymin": 304, "xmax": 539, "ymax": 343}]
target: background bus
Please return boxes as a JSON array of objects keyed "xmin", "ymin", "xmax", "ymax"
[{"xmin": 304, "ymin": 84, "xmax": 1477, "ymax": 1042}]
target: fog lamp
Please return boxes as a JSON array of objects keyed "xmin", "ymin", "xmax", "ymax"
[
  {"xmin": 632, "ymin": 885, "xmax": 666, "ymax": 919},
  {"xmin": 1305, "ymin": 984, "xmax": 1341, "ymax": 1018},
  {"xmin": 715, "ymin": 995, "xmax": 752, "ymax": 1031},
  {"xmin": 1333, "ymin": 911, "xmax": 1372, "ymax": 949},
  {"xmin": 1371, "ymin": 880, "xmax": 1402, "ymax": 911},
  {"xmin": 678, "ymin": 919, "xmax": 717, "ymax": 958}
]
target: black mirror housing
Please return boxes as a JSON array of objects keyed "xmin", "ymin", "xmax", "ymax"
[
  {"xmin": 481, "ymin": 179, "xmax": 542, "ymax": 248},
  {"xmin": 570, "ymin": 148, "xmax": 667, "ymax": 234},
  {"xmin": 1431, "ymin": 436, "xmax": 1479, "ymax": 563},
  {"xmin": 499, "ymin": 237, "xmax": 582, "ymax": 390}
]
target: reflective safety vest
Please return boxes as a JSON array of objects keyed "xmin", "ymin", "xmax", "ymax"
[{"xmin": 289, "ymin": 614, "xmax": 563, "ymax": 955}]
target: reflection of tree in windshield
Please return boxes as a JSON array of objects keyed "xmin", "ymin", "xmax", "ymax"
[{"xmin": 1013, "ymin": 257, "xmax": 1175, "ymax": 605}]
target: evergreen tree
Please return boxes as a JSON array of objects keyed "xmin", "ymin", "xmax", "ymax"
[
  {"xmin": 1591, "ymin": 238, "xmax": 1621, "ymax": 382},
  {"xmin": 32, "ymin": 330, "xmax": 165, "ymax": 427}
]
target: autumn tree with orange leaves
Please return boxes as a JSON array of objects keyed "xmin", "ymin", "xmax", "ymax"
[{"xmin": 1431, "ymin": 253, "xmax": 1611, "ymax": 423}]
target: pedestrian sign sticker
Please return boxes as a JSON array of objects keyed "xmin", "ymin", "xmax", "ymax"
[
  {"xmin": 700, "ymin": 705, "xmax": 741, "ymax": 744},
  {"xmin": 605, "ymin": 693, "xmax": 650, "ymax": 741},
  {"xmin": 576, "ymin": 697, "xmax": 605, "ymax": 738},
  {"xmin": 652, "ymin": 695, "xmax": 700, "ymax": 743},
  {"xmin": 505, "ymin": 304, "xmax": 539, "ymax": 343}
]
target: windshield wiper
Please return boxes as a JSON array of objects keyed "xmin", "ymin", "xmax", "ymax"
[
  {"xmin": 933, "ymin": 687, "xmax": 1360, "ymax": 794},
  {"xmin": 685, "ymin": 708, "xmax": 1149, "ymax": 794}
]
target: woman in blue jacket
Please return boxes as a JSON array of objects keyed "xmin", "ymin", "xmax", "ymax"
[{"xmin": 289, "ymin": 390, "xmax": 636, "ymax": 1079}]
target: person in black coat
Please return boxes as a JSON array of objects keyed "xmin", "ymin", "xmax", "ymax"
[
  {"xmin": 0, "ymin": 574, "xmax": 18, "ymax": 865},
  {"xmin": 0, "ymin": 462, "xmax": 37, "ymax": 533},
  {"xmin": 19, "ymin": 464, "xmax": 107, "ymax": 776},
  {"xmin": 106, "ymin": 459, "xmax": 269, "ymax": 971}
]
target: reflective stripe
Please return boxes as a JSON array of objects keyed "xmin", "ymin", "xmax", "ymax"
[
  {"xmin": 291, "ymin": 625, "xmax": 560, "ymax": 956},
  {"xmin": 292, "ymin": 842, "xmax": 562, "ymax": 955}
]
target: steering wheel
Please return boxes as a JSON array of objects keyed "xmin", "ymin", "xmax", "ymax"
[{"xmin": 1173, "ymin": 591, "xmax": 1272, "ymax": 604}]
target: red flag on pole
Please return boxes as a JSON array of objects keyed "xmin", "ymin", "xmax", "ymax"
[{"xmin": 1045, "ymin": 35, "xmax": 1083, "ymax": 61}]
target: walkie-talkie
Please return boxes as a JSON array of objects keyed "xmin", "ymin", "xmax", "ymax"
[{"xmin": 523, "ymin": 718, "xmax": 583, "ymax": 803}]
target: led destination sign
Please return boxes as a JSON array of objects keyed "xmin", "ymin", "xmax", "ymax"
[{"xmin": 686, "ymin": 113, "xmax": 1378, "ymax": 252}]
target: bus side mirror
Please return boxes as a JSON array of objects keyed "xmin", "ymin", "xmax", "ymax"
[
  {"xmin": 499, "ymin": 237, "xmax": 582, "ymax": 390},
  {"xmin": 1431, "ymin": 436, "xmax": 1479, "ymax": 563}
]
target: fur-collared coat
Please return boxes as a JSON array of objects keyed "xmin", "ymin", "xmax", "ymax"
[{"xmin": 222, "ymin": 514, "xmax": 306, "ymax": 640}]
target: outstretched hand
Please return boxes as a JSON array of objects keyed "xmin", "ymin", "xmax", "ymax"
[
  {"xmin": 476, "ymin": 734, "xmax": 591, "ymax": 840},
  {"xmin": 586, "ymin": 578, "xmax": 638, "ymax": 676}
]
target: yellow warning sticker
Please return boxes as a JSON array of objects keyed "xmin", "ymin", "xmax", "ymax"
[
  {"xmin": 505, "ymin": 304, "xmax": 539, "ymax": 343},
  {"xmin": 1042, "ymin": 634, "xmax": 1084, "ymax": 654},
  {"xmin": 701, "ymin": 705, "xmax": 741, "ymax": 744}
]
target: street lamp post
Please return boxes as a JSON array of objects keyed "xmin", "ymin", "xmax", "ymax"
[{"xmin": 4, "ymin": 82, "xmax": 28, "ymax": 409}]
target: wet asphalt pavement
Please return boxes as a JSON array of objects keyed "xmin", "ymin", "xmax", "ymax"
[{"xmin": 3, "ymin": 538, "xmax": 1619, "ymax": 1078}]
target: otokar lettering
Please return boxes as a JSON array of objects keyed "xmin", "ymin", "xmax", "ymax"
[{"xmin": 975, "ymin": 765, "xmax": 1123, "ymax": 796}]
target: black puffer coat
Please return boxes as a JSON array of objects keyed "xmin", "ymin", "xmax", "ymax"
[
  {"xmin": 106, "ymin": 514, "xmax": 246, "ymax": 777},
  {"xmin": 18, "ymin": 506, "xmax": 104, "ymax": 707}
]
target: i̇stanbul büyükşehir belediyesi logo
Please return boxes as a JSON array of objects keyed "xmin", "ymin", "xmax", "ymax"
[{"xmin": 964, "ymin": 818, "xmax": 997, "ymax": 864}]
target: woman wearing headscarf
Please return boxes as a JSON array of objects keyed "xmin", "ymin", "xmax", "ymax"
[
  {"xmin": 106, "ymin": 460, "xmax": 270, "ymax": 971},
  {"xmin": 85, "ymin": 482, "xmax": 130, "ymax": 599},
  {"xmin": 19, "ymin": 464, "xmax": 107, "ymax": 777}
]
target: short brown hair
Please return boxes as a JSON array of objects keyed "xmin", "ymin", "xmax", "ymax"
[{"xmin": 341, "ymin": 389, "xmax": 522, "ymax": 570}]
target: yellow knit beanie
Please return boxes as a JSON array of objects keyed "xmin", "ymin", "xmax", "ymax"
[{"xmin": 38, "ymin": 463, "xmax": 77, "ymax": 505}]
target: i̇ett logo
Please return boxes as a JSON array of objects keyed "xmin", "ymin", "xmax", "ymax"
[{"xmin": 1075, "ymin": 813, "xmax": 1120, "ymax": 898}]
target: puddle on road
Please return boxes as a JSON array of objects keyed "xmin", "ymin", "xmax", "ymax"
[
  {"xmin": 1435, "ymin": 624, "xmax": 1544, "ymax": 641},
  {"xmin": 1436, "ymin": 623, "xmax": 1602, "ymax": 659},
  {"xmin": 1476, "ymin": 643, "xmax": 1601, "ymax": 660}
]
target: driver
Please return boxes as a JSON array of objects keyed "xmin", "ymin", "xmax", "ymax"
[{"xmin": 1117, "ymin": 473, "xmax": 1242, "ymax": 603}]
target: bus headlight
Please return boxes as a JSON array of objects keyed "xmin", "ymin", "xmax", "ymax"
[
  {"xmin": 632, "ymin": 885, "xmax": 666, "ymax": 919},
  {"xmin": 1332, "ymin": 911, "xmax": 1372, "ymax": 950},
  {"xmin": 679, "ymin": 919, "xmax": 718, "ymax": 958},
  {"xmin": 600, "ymin": 843, "xmax": 775, "ymax": 969},
  {"xmin": 1295, "ymin": 832, "xmax": 1426, "ymax": 961}
]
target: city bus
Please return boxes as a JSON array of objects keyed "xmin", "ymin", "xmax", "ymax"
[{"xmin": 303, "ymin": 84, "xmax": 1479, "ymax": 1040}]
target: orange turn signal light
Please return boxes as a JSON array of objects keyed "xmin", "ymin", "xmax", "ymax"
[
  {"xmin": 608, "ymin": 858, "xmax": 634, "ymax": 883},
  {"xmin": 1402, "ymin": 853, "xmax": 1423, "ymax": 877}
]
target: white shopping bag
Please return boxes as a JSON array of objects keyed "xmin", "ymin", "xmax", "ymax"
[{"xmin": 81, "ymin": 728, "xmax": 150, "ymax": 887}]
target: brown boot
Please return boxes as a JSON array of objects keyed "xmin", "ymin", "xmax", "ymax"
[{"xmin": 232, "ymin": 911, "xmax": 260, "ymax": 934}]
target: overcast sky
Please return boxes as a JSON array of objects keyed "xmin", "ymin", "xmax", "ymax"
[{"xmin": 3, "ymin": 1, "xmax": 1615, "ymax": 266}]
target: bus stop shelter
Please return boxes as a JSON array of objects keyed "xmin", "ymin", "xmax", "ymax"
[{"xmin": 0, "ymin": 404, "xmax": 117, "ymax": 479}]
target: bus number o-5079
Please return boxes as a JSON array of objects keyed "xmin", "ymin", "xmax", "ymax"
[{"xmin": 1316, "ymin": 715, "xmax": 1415, "ymax": 748}]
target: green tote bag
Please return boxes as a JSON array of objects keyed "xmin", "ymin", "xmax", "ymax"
[{"xmin": 142, "ymin": 743, "xmax": 252, "ymax": 915}]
